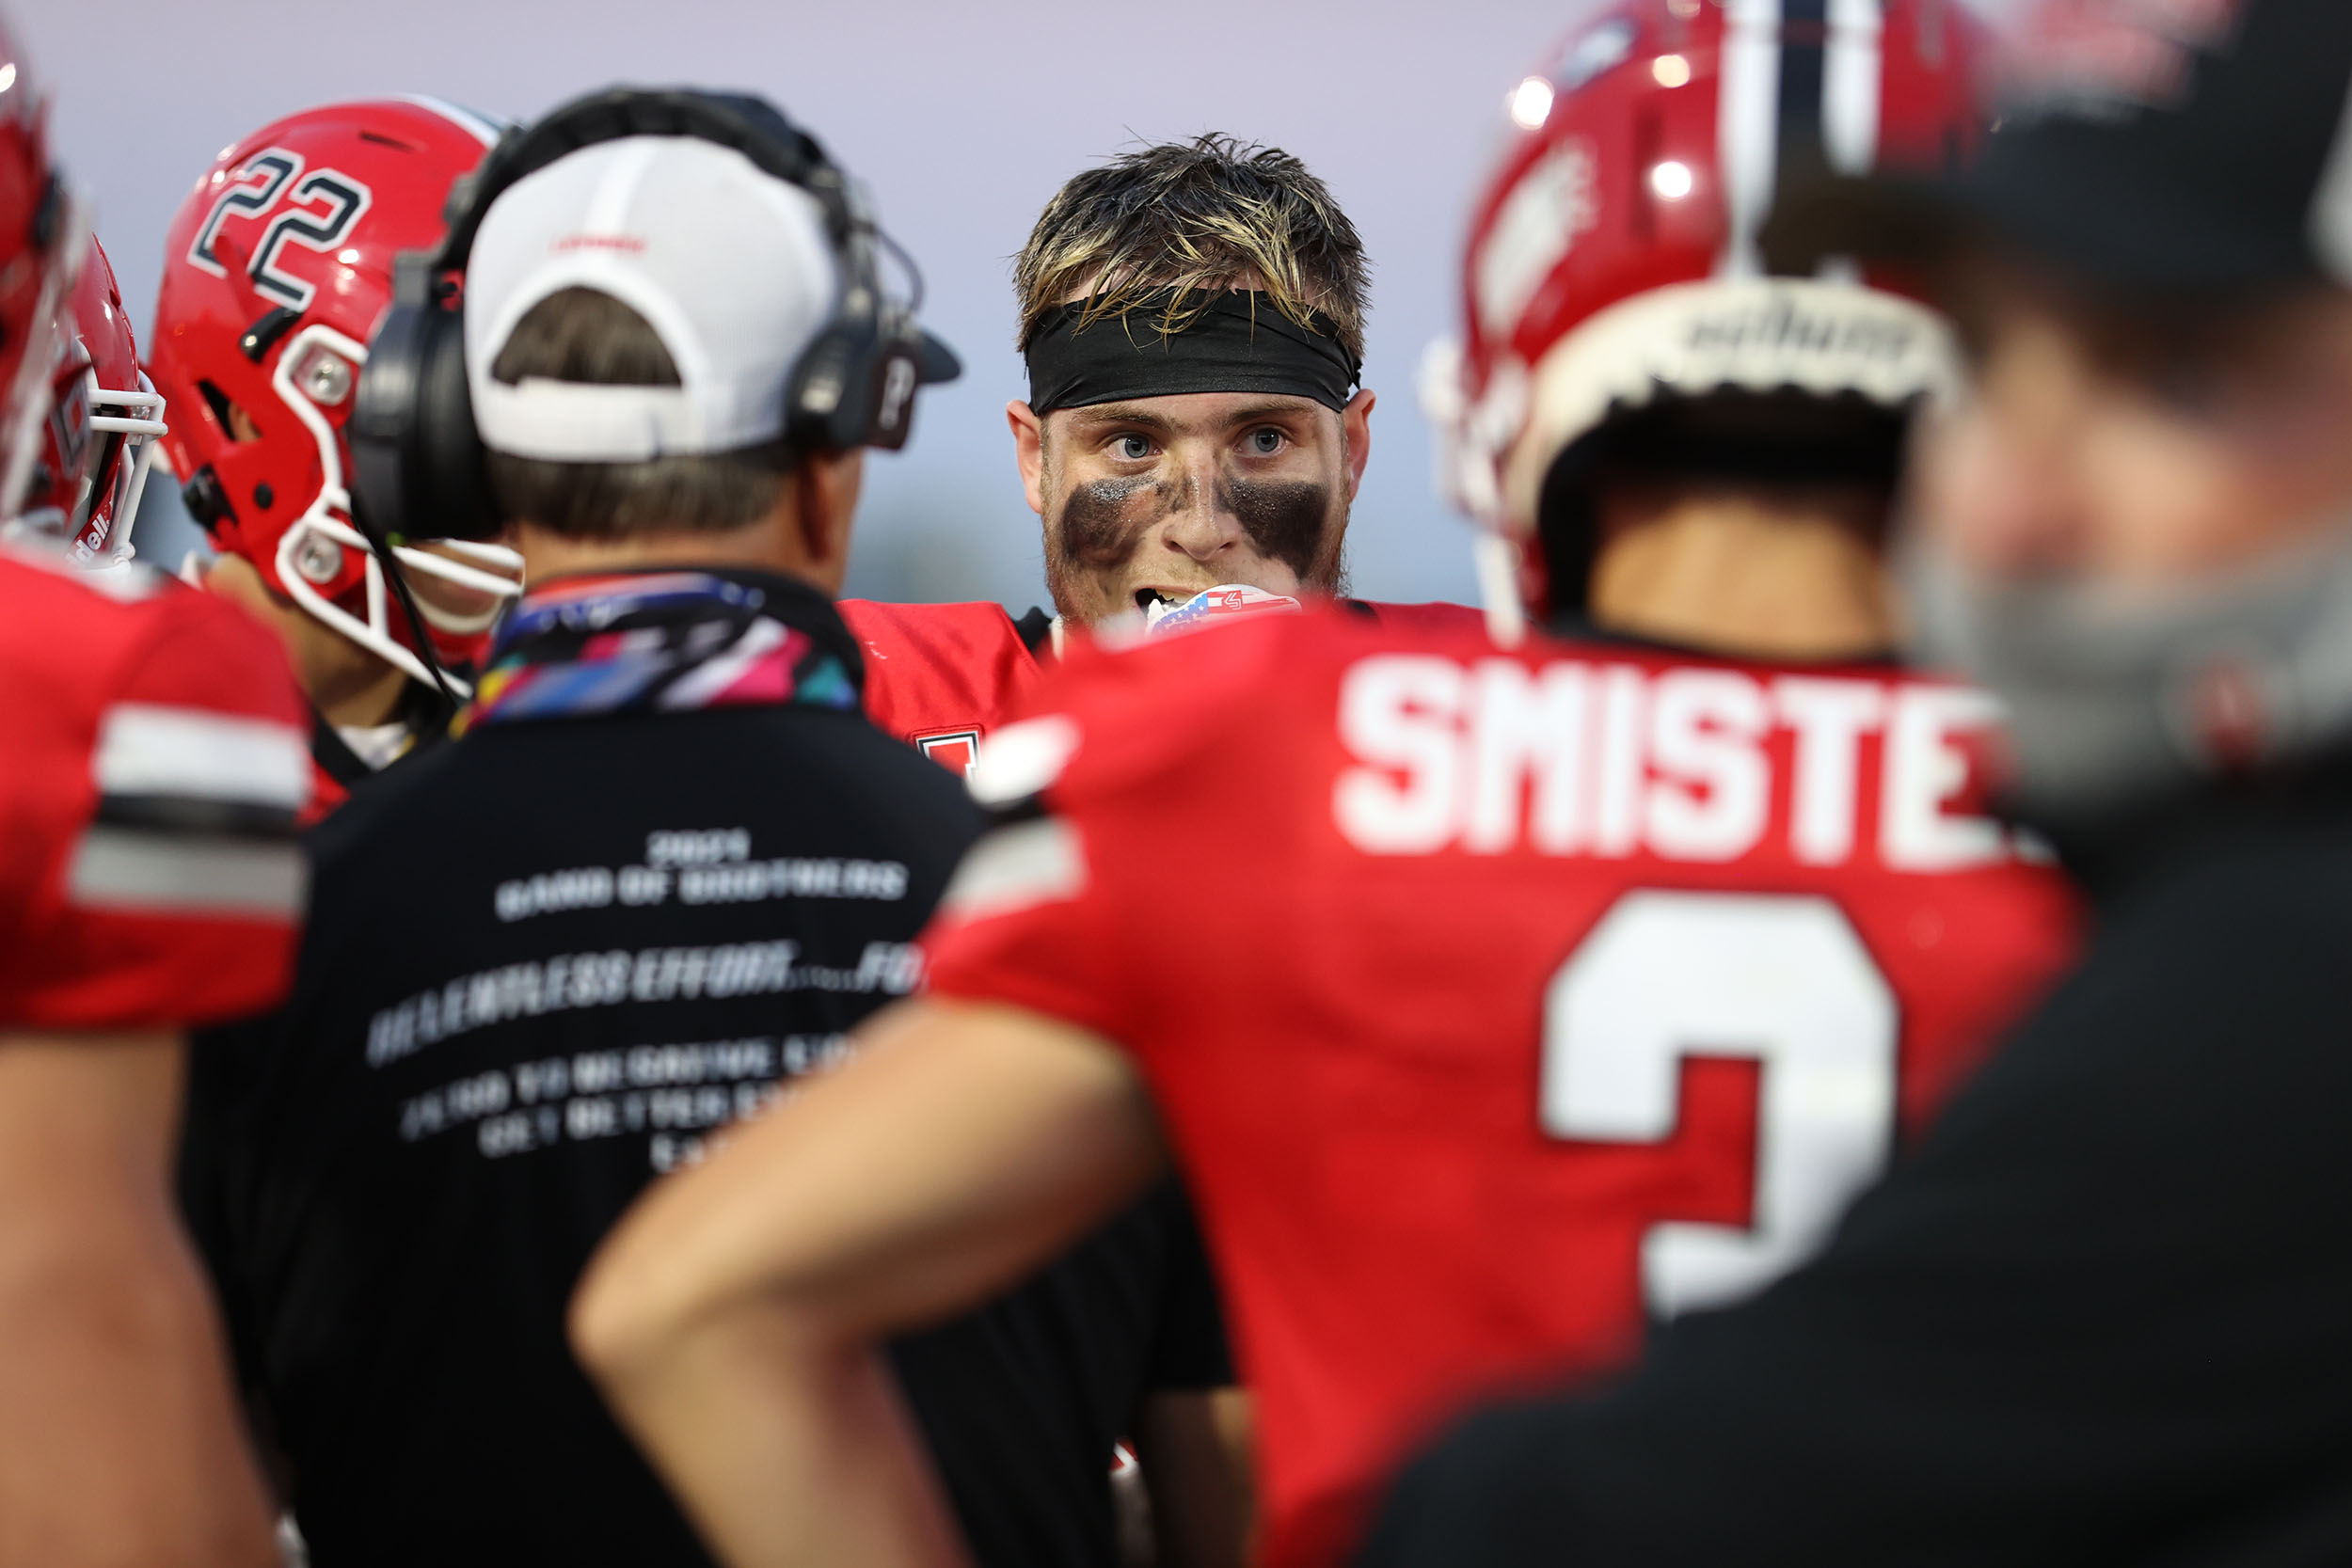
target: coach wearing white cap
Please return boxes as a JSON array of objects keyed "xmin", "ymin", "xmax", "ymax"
[{"xmin": 187, "ymin": 89, "xmax": 1236, "ymax": 1568}]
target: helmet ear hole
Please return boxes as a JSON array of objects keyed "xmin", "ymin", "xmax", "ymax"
[{"xmin": 196, "ymin": 380, "xmax": 253, "ymax": 440}]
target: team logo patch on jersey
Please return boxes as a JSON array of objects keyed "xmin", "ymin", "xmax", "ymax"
[{"xmin": 915, "ymin": 729, "xmax": 982, "ymax": 777}]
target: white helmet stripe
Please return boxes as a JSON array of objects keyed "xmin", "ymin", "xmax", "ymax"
[
  {"xmin": 1718, "ymin": 0, "xmax": 1784, "ymax": 278},
  {"xmin": 392, "ymin": 93, "xmax": 505, "ymax": 147},
  {"xmin": 1824, "ymin": 0, "xmax": 1885, "ymax": 176}
]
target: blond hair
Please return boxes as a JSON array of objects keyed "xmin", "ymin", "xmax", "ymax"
[{"xmin": 1014, "ymin": 134, "xmax": 1370, "ymax": 369}]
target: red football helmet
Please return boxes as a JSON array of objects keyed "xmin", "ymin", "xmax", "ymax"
[
  {"xmin": 150, "ymin": 97, "xmax": 521, "ymax": 692},
  {"xmin": 0, "ymin": 18, "xmax": 79, "ymax": 525},
  {"xmin": 1423, "ymin": 0, "xmax": 1986, "ymax": 637},
  {"xmin": 14, "ymin": 238, "xmax": 167, "ymax": 564}
]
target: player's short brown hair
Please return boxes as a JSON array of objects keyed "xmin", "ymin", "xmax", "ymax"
[
  {"xmin": 1013, "ymin": 134, "xmax": 1370, "ymax": 371},
  {"xmin": 483, "ymin": 287, "xmax": 799, "ymax": 540}
]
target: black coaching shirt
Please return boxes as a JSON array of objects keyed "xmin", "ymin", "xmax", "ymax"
[{"xmin": 185, "ymin": 573, "xmax": 1229, "ymax": 1568}]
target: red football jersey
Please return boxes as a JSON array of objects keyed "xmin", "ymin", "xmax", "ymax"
[
  {"xmin": 842, "ymin": 599, "xmax": 1051, "ymax": 777},
  {"xmin": 0, "ymin": 549, "xmax": 310, "ymax": 1029},
  {"xmin": 923, "ymin": 610, "xmax": 2080, "ymax": 1568},
  {"xmin": 843, "ymin": 596, "xmax": 1483, "ymax": 777}
]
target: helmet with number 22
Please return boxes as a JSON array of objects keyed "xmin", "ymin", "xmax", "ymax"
[{"xmin": 150, "ymin": 96, "xmax": 522, "ymax": 691}]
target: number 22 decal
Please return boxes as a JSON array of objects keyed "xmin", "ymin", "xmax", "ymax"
[
  {"xmin": 186, "ymin": 147, "xmax": 373, "ymax": 312},
  {"xmin": 1541, "ymin": 891, "xmax": 1899, "ymax": 1318}
]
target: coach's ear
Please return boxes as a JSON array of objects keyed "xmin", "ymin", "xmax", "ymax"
[
  {"xmin": 789, "ymin": 447, "xmax": 866, "ymax": 596},
  {"xmin": 1008, "ymin": 401, "xmax": 1046, "ymax": 518}
]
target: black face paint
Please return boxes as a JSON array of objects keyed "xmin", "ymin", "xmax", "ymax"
[
  {"xmin": 1057, "ymin": 476, "xmax": 1159, "ymax": 569},
  {"xmin": 1056, "ymin": 469, "xmax": 1333, "ymax": 583},
  {"xmin": 1217, "ymin": 474, "xmax": 1333, "ymax": 579}
]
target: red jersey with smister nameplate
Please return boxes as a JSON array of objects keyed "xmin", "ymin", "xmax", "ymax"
[
  {"xmin": 842, "ymin": 596, "xmax": 1483, "ymax": 776},
  {"xmin": 0, "ymin": 548, "xmax": 310, "ymax": 1029},
  {"xmin": 921, "ymin": 609, "xmax": 2080, "ymax": 1568}
]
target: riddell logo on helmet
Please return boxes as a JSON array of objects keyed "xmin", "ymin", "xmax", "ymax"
[
  {"xmin": 1685, "ymin": 299, "xmax": 1920, "ymax": 363},
  {"xmin": 552, "ymin": 233, "xmax": 648, "ymax": 253}
]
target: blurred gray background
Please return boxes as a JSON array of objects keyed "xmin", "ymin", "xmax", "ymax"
[{"xmin": 16, "ymin": 0, "xmax": 1588, "ymax": 610}]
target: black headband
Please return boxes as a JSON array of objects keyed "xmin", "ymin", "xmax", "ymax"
[{"xmin": 1024, "ymin": 290, "xmax": 1359, "ymax": 416}]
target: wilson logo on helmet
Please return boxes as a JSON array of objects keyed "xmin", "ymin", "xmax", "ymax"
[{"xmin": 186, "ymin": 148, "xmax": 375, "ymax": 311}]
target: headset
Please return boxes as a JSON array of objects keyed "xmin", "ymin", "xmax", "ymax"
[{"xmin": 349, "ymin": 86, "xmax": 956, "ymax": 546}]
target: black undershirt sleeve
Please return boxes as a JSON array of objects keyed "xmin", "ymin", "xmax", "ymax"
[{"xmin": 1360, "ymin": 841, "xmax": 2352, "ymax": 1567}]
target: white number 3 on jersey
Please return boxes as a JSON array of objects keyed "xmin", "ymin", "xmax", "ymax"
[{"xmin": 1542, "ymin": 891, "xmax": 1899, "ymax": 1318}]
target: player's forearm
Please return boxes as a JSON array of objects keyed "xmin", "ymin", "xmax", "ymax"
[
  {"xmin": 0, "ymin": 1222, "xmax": 276, "ymax": 1568},
  {"xmin": 573, "ymin": 998, "xmax": 1168, "ymax": 1380},
  {"xmin": 588, "ymin": 1299, "xmax": 969, "ymax": 1568},
  {"xmin": 0, "ymin": 1031, "xmax": 276, "ymax": 1567},
  {"xmin": 573, "ymin": 998, "xmax": 1165, "ymax": 1560}
]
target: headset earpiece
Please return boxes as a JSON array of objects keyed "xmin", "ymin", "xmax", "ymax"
[{"xmin": 350, "ymin": 255, "xmax": 500, "ymax": 541}]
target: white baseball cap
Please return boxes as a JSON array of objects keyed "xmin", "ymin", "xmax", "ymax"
[{"xmin": 463, "ymin": 134, "xmax": 884, "ymax": 462}]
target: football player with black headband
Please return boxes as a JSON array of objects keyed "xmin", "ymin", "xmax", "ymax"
[{"xmin": 839, "ymin": 135, "xmax": 1478, "ymax": 780}]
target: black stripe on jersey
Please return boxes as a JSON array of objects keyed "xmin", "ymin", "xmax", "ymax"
[{"xmin": 95, "ymin": 791, "xmax": 302, "ymax": 842}]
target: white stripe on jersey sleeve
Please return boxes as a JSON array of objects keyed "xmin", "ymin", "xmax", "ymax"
[
  {"xmin": 939, "ymin": 820, "xmax": 1087, "ymax": 923},
  {"xmin": 66, "ymin": 827, "xmax": 306, "ymax": 918},
  {"xmin": 92, "ymin": 703, "xmax": 310, "ymax": 808}
]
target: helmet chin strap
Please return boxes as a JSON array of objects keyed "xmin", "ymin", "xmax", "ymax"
[{"xmin": 1906, "ymin": 525, "xmax": 2352, "ymax": 823}]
